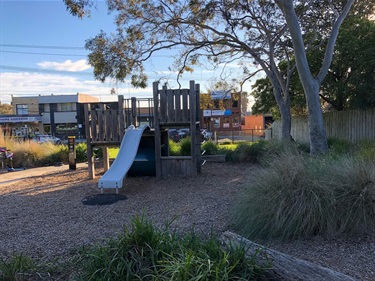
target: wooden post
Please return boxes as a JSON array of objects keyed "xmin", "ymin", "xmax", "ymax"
[
  {"xmin": 153, "ymin": 81, "xmax": 161, "ymax": 178},
  {"xmin": 102, "ymin": 147, "xmax": 110, "ymax": 172},
  {"xmin": 99, "ymin": 104, "xmax": 105, "ymax": 142},
  {"xmin": 195, "ymin": 83, "xmax": 202, "ymax": 173},
  {"xmin": 118, "ymin": 95, "xmax": 125, "ymax": 141},
  {"xmin": 131, "ymin": 97, "xmax": 137, "ymax": 126},
  {"xmin": 84, "ymin": 104, "xmax": 95, "ymax": 179},
  {"xmin": 189, "ymin": 80, "xmax": 197, "ymax": 177}
]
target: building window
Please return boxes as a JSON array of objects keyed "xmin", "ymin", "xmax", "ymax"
[
  {"xmin": 214, "ymin": 118, "xmax": 220, "ymax": 128},
  {"xmin": 16, "ymin": 104, "xmax": 28, "ymax": 115},
  {"xmin": 43, "ymin": 125, "xmax": 51, "ymax": 134},
  {"xmin": 233, "ymin": 117, "xmax": 240, "ymax": 127},
  {"xmin": 39, "ymin": 104, "xmax": 50, "ymax": 113},
  {"xmin": 57, "ymin": 103, "xmax": 76, "ymax": 112},
  {"xmin": 223, "ymin": 117, "xmax": 230, "ymax": 128}
]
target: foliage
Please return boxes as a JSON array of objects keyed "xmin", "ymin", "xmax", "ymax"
[
  {"xmin": 309, "ymin": 16, "xmax": 375, "ymax": 111},
  {"xmin": 0, "ymin": 103, "xmax": 12, "ymax": 114},
  {"xmin": 0, "ymin": 138, "xmax": 81, "ymax": 168},
  {"xmin": 9, "ymin": 141, "xmax": 61, "ymax": 168},
  {"xmin": 201, "ymin": 140, "xmax": 219, "ymax": 155},
  {"xmin": 77, "ymin": 215, "xmax": 265, "ymax": 281},
  {"xmin": 232, "ymin": 148, "xmax": 375, "ymax": 240},
  {"xmin": 0, "ymin": 254, "xmax": 37, "ymax": 281},
  {"xmin": 226, "ymin": 140, "xmax": 268, "ymax": 164},
  {"xmin": 0, "ymin": 128, "xmax": 6, "ymax": 147},
  {"xmin": 179, "ymin": 137, "xmax": 191, "ymax": 156},
  {"xmin": 355, "ymin": 140, "xmax": 375, "ymax": 164},
  {"xmin": 64, "ymin": 0, "xmax": 363, "ymax": 150},
  {"xmin": 168, "ymin": 139, "xmax": 180, "ymax": 156},
  {"xmin": 251, "ymin": 15, "xmax": 375, "ymax": 115},
  {"xmin": 327, "ymin": 137, "xmax": 354, "ymax": 156},
  {"xmin": 75, "ymin": 142, "xmax": 88, "ymax": 162}
]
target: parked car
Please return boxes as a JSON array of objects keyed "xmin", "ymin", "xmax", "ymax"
[
  {"xmin": 177, "ymin": 128, "xmax": 190, "ymax": 139},
  {"xmin": 201, "ymin": 129, "xmax": 213, "ymax": 140},
  {"xmin": 33, "ymin": 135, "xmax": 62, "ymax": 145},
  {"xmin": 168, "ymin": 129, "xmax": 180, "ymax": 142}
]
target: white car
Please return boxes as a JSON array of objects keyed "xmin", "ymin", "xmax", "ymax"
[{"xmin": 33, "ymin": 135, "xmax": 62, "ymax": 145}]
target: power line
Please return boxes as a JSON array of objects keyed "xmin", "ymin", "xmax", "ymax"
[
  {"xmin": 0, "ymin": 43, "xmax": 85, "ymax": 50},
  {"xmin": 0, "ymin": 50, "xmax": 87, "ymax": 57},
  {"xmin": 0, "ymin": 65, "xmax": 93, "ymax": 76}
]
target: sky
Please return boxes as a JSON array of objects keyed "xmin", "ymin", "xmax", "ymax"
[{"xmin": 0, "ymin": 0, "xmax": 255, "ymax": 105}]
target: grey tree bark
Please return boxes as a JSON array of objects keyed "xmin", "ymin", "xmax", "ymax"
[
  {"xmin": 276, "ymin": 0, "xmax": 355, "ymax": 154},
  {"xmin": 221, "ymin": 231, "xmax": 358, "ymax": 281}
]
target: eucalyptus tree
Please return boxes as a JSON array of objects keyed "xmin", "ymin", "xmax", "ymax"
[{"xmin": 65, "ymin": 0, "xmax": 356, "ymax": 154}]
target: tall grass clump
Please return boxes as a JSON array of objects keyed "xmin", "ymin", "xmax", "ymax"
[
  {"xmin": 355, "ymin": 140, "xmax": 375, "ymax": 163},
  {"xmin": 0, "ymin": 254, "xmax": 37, "ymax": 281},
  {"xmin": 232, "ymin": 149, "xmax": 335, "ymax": 240},
  {"xmin": 0, "ymin": 128, "xmax": 6, "ymax": 148},
  {"xmin": 232, "ymin": 146, "xmax": 375, "ymax": 240},
  {"xmin": 10, "ymin": 141, "xmax": 59, "ymax": 167},
  {"xmin": 78, "ymin": 215, "xmax": 265, "ymax": 281},
  {"xmin": 329, "ymin": 157, "xmax": 375, "ymax": 235}
]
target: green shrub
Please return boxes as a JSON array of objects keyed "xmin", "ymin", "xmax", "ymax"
[
  {"xmin": 179, "ymin": 137, "xmax": 191, "ymax": 156},
  {"xmin": 232, "ymin": 149, "xmax": 375, "ymax": 240},
  {"xmin": 75, "ymin": 143, "xmax": 88, "ymax": 162},
  {"xmin": 226, "ymin": 141, "xmax": 267, "ymax": 164},
  {"xmin": 201, "ymin": 140, "xmax": 219, "ymax": 155},
  {"xmin": 169, "ymin": 139, "xmax": 180, "ymax": 156},
  {"xmin": 259, "ymin": 140, "xmax": 309, "ymax": 167},
  {"xmin": 78, "ymin": 215, "xmax": 265, "ymax": 280}
]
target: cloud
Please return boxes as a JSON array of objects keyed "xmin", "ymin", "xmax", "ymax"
[
  {"xmin": 37, "ymin": 59, "xmax": 91, "ymax": 72},
  {"xmin": 0, "ymin": 71, "xmax": 154, "ymax": 104}
]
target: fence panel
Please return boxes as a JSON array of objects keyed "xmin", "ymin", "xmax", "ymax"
[{"xmin": 271, "ymin": 108, "xmax": 375, "ymax": 143}]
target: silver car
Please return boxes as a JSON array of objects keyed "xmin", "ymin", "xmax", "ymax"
[{"xmin": 33, "ymin": 135, "xmax": 62, "ymax": 145}]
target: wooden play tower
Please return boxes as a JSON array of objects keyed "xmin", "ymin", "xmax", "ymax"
[
  {"xmin": 84, "ymin": 80, "xmax": 201, "ymax": 180},
  {"xmin": 153, "ymin": 80, "xmax": 201, "ymax": 178}
]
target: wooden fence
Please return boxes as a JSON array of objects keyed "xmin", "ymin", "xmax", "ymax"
[{"xmin": 272, "ymin": 108, "xmax": 375, "ymax": 143}]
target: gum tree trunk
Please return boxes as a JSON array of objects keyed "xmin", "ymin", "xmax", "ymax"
[{"xmin": 304, "ymin": 79, "xmax": 329, "ymax": 154}]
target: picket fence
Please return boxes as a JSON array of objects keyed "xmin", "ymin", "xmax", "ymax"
[{"xmin": 271, "ymin": 108, "xmax": 375, "ymax": 143}]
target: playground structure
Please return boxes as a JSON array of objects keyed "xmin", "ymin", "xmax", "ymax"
[{"xmin": 84, "ymin": 81, "xmax": 202, "ymax": 191}]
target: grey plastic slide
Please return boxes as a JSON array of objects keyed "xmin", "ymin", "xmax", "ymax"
[{"xmin": 98, "ymin": 124, "xmax": 150, "ymax": 190}]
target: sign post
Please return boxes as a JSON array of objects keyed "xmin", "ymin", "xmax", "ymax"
[{"xmin": 68, "ymin": 136, "xmax": 76, "ymax": 170}]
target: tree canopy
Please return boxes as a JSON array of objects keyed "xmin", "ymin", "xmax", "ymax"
[
  {"xmin": 0, "ymin": 104, "xmax": 12, "ymax": 115},
  {"xmin": 251, "ymin": 15, "xmax": 375, "ymax": 116}
]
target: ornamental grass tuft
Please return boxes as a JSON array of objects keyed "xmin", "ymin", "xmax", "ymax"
[{"xmin": 232, "ymin": 147, "xmax": 375, "ymax": 240}]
